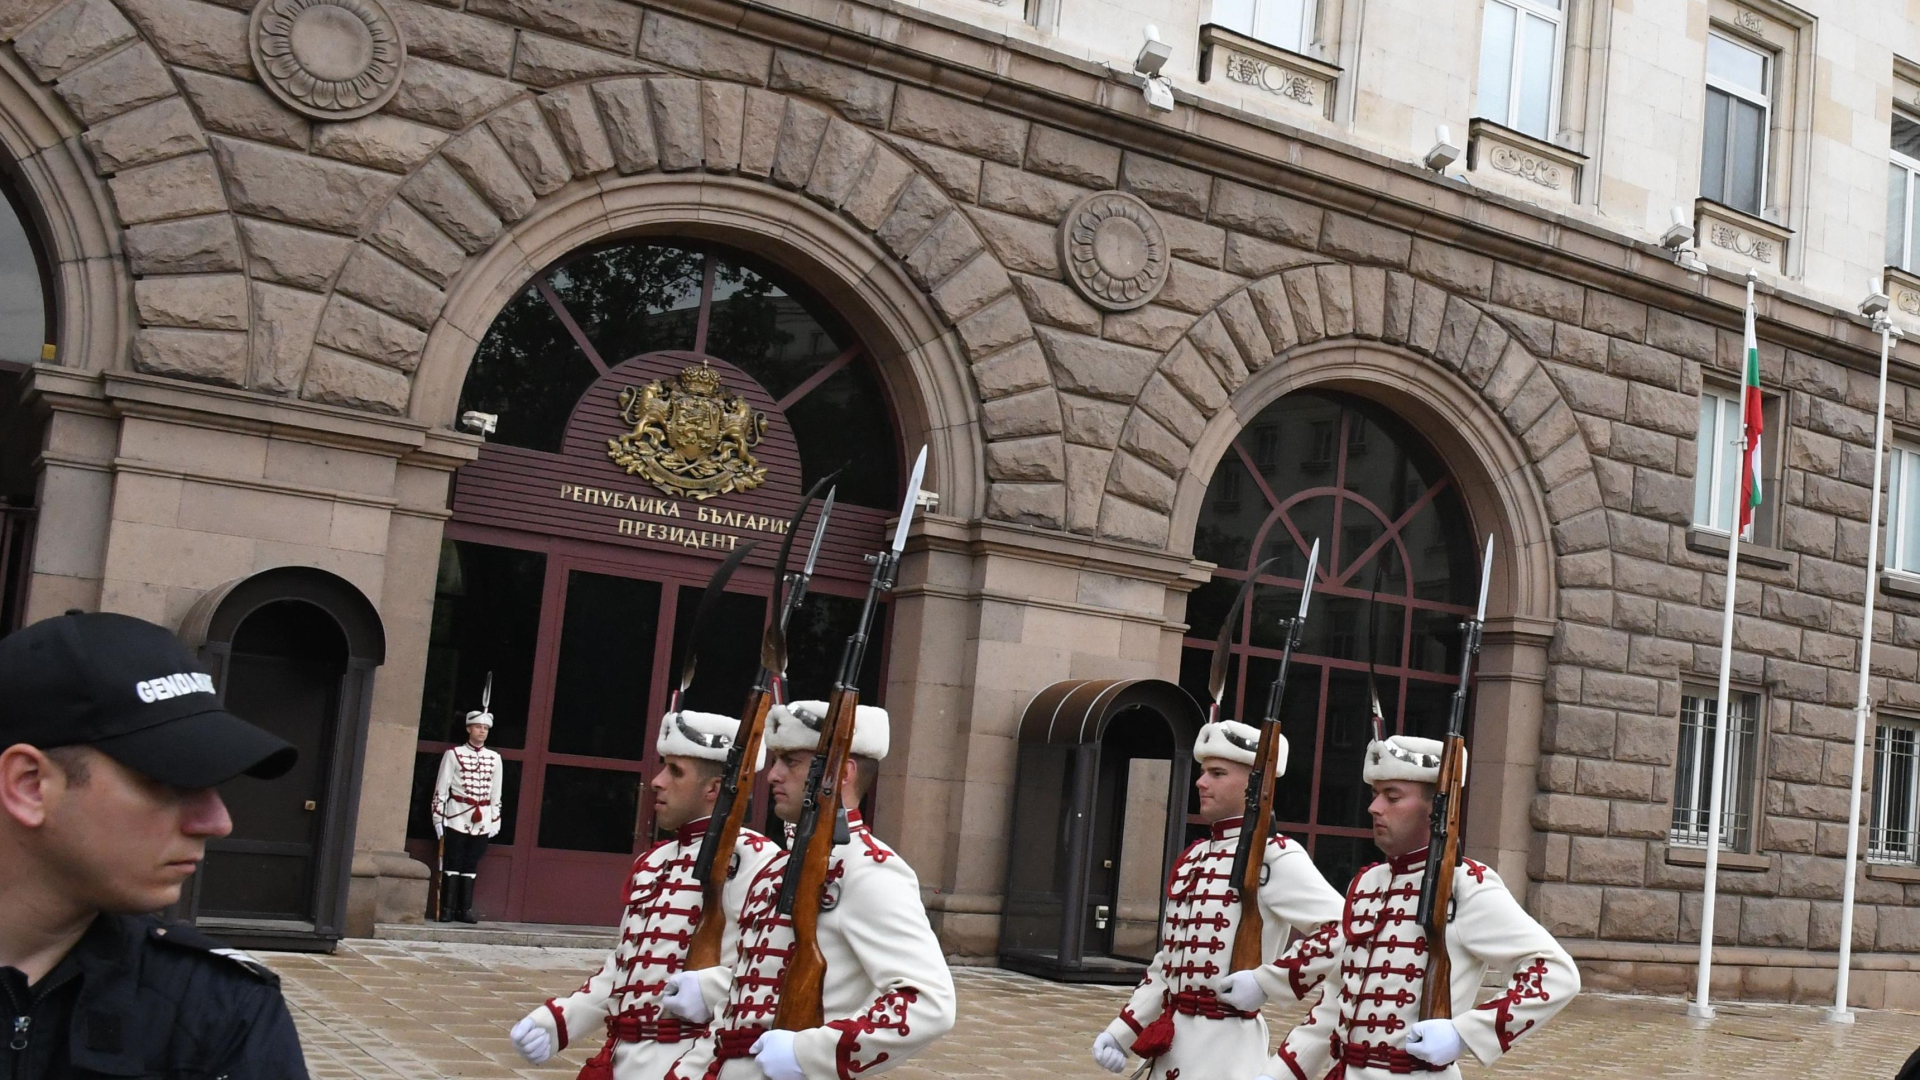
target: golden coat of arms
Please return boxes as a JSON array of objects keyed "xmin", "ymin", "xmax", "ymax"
[{"xmin": 607, "ymin": 363, "xmax": 769, "ymax": 500}]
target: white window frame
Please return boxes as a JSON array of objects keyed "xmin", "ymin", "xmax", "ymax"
[
  {"xmin": 1211, "ymin": 0, "xmax": 1318, "ymax": 55},
  {"xmin": 1693, "ymin": 386, "xmax": 1743, "ymax": 534},
  {"xmin": 1671, "ymin": 689, "xmax": 1760, "ymax": 852},
  {"xmin": 1888, "ymin": 443, "xmax": 1920, "ymax": 575},
  {"xmin": 1475, "ymin": 0, "xmax": 1566, "ymax": 142},
  {"xmin": 1890, "ymin": 115, "xmax": 1920, "ymax": 272},
  {"xmin": 1870, "ymin": 716, "xmax": 1920, "ymax": 864},
  {"xmin": 1701, "ymin": 30, "xmax": 1773, "ymax": 215}
]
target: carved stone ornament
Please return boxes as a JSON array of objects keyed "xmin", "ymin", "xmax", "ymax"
[
  {"xmin": 1488, "ymin": 144, "xmax": 1563, "ymax": 189},
  {"xmin": 1058, "ymin": 190, "xmax": 1169, "ymax": 312},
  {"xmin": 607, "ymin": 362, "xmax": 769, "ymax": 500},
  {"xmin": 250, "ymin": 0, "xmax": 406, "ymax": 121}
]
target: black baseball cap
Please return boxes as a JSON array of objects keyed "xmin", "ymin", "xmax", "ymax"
[{"xmin": 0, "ymin": 610, "xmax": 297, "ymax": 788}]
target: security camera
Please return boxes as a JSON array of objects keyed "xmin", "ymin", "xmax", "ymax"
[
  {"xmin": 1423, "ymin": 125, "xmax": 1461, "ymax": 172},
  {"xmin": 1660, "ymin": 205, "xmax": 1695, "ymax": 251},
  {"xmin": 914, "ymin": 490, "xmax": 941, "ymax": 512},
  {"xmin": 1143, "ymin": 76, "xmax": 1175, "ymax": 112},
  {"xmin": 1862, "ymin": 277, "xmax": 1892, "ymax": 318},
  {"xmin": 460, "ymin": 410, "xmax": 498, "ymax": 437},
  {"xmin": 1136, "ymin": 25, "xmax": 1172, "ymax": 78}
]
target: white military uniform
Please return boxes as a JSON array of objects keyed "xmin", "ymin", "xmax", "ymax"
[
  {"xmin": 433, "ymin": 739, "xmax": 503, "ymax": 837},
  {"xmin": 1266, "ymin": 736, "xmax": 1580, "ymax": 1080},
  {"xmin": 666, "ymin": 702, "xmax": 956, "ymax": 1080},
  {"xmin": 1098, "ymin": 719, "xmax": 1345, "ymax": 1080},
  {"xmin": 518, "ymin": 711, "xmax": 780, "ymax": 1080}
]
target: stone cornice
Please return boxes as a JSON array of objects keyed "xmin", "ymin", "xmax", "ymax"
[{"xmin": 662, "ymin": 0, "xmax": 1904, "ymax": 375}]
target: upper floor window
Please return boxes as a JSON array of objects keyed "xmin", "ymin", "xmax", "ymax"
[
  {"xmin": 1701, "ymin": 32, "xmax": 1771, "ymax": 217},
  {"xmin": 1887, "ymin": 113, "xmax": 1920, "ymax": 272},
  {"xmin": 1887, "ymin": 443, "xmax": 1920, "ymax": 575},
  {"xmin": 1212, "ymin": 0, "xmax": 1315, "ymax": 54},
  {"xmin": 1693, "ymin": 384, "xmax": 1779, "ymax": 546},
  {"xmin": 1475, "ymin": 0, "xmax": 1563, "ymax": 141}
]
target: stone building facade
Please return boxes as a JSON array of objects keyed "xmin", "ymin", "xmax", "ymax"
[{"xmin": 3, "ymin": 0, "xmax": 1920, "ymax": 1008}]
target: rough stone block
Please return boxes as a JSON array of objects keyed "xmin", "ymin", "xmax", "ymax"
[
  {"xmin": 1492, "ymin": 263, "xmax": 1583, "ymax": 321},
  {"xmin": 441, "ymin": 127, "xmax": 538, "ymax": 222},
  {"xmin": 1186, "ymin": 311, "xmax": 1248, "ymax": 389},
  {"xmin": 1609, "ymin": 339, "xmax": 1686, "ymax": 391},
  {"xmin": 1059, "ymin": 394, "xmax": 1127, "ymax": 448},
  {"xmin": 1569, "ymin": 837, "xmax": 1647, "ymax": 886},
  {"xmin": 1101, "ymin": 305, "xmax": 1190, "ymax": 352},
  {"xmin": 965, "ymin": 206, "xmax": 1054, "ymax": 278},
  {"xmin": 1035, "ymin": 327, "xmax": 1158, "ymax": 403},
  {"xmin": 108, "ymin": 152, "xmax": 224, "ymax": 224},
  {"xmin": 979, "ymin": 388, "xmax": 1061, "ymax": 439},
  {"xmin": 1381, "ymin": 271, "xmax": 1415, "ymax": 343},
  {"xmin": 876, "ymin": 175, "xmax": 951, "ymax": 260},
  {"xmin": 315, "ymin": 294, "xmax": 427, "ymax": 372},
  {"xmin": 513, "ymin": 35, "xmax": 656, "ymax": 87},
  {"xmin": 1609, "ymin": 799, "xmax": 1672, "ymax": 839},
  {"xmin": 1097, "ymin": 492, "xmax": 1170, "ymax": 548},
  {"xmin": 1738, "ymin": 897, "xmax": 1811, "ymax": 947},
  {"xmin": 1315, "ymin": 264, "xmax": 1354, "ymax": 338},
  {"xmin": 841, "ymin": 148, "xmax": 914, "ymax": 230},
  {"xmin": 907, "ymin": 212, "xmax": 986, "ymax": 292},
  {"xmin": 125, "ymin": 214, "xmax": 241, "ymax": 275},
  {"xmin": 1153, "ymin": 259, "xmax": 1242, "ymax": 315},
  {"xmin": 214, "ymin": 138, "xmax": 401, "ymax": 235},
  {"xmin": 1120, "ymin": 410, "xmax": 1190, "ymax": 475},
  {"xmin": 1281, "ymin": 266, "xmax": 1326, "ymax": 345},
  {"xmin": 301, "ymin": 346, "xmax": 410, "ymax": 414},
  {"xmin": 1024, "ymin": 126, "xmax": 1119, "ymax": 188},
  {"xmin": 466, "ymin": 0, "xmax": 637, "ymax": 52},
  {"xmin": 930, "ymin": 254, "xmax": 1013, "ymax": 323},
  {"xmin": 647, "ymin": 77, "xmax": 704, "ymax": 172},
  {"xmin": 1349, "ymin": 266, "xmax": 1386, "ymax": 340},
  {"xmin": 1530, "ymin": 792, "xmax": 1610, "ymax": 835},
  {"xmin": 986, "ymin": 435, "xmax": 1066, "ymax": 483},
  {"xmin": 131, "ymin": 327, "xmax": 246, "ymax": 386},
  {"xmin": 386, "ymin": 56, "xmax": 519, "ymax": 129},
  {"xmin": 1575, "ymin": 758, "xmax": 1654, "ymax": 800},
  {"xmin": 592, "ymin": 80, "xmax": 660, "ymax": 174},
  {"xmin": 311, "ymin": 115, "xmax": 449, "ymax": 173},
  {"xmin": 700, "ymin": 82, "xmax": 745, "ymax": 174},
  {"xmin": 1408, "ymin": 239, "xmax": 1492, "ymax": 298},
  {"xmin": 15, "ymin": 0, "xmax": 134, "ymax": 81},
  {"xmin": 400, "ymin": 157, "xmax": 504, "ymax": 254},
  {"xmin": 636, "ymin": 11, "xmax": 771, "ymax": 83},
  {"xmin": 1222, "ymin": 233, "xmax": 1318, "ymax": 279},
  {"xmin": 1600, "ymin": 887, "xmax": 1680, "ymax": 942},
  {"xmin": 1244, "ymin": 277, "xmax": 1298, "ymax": 353},
  {"xmin": 736, "ymin": 88, "xmax": 785, "ymax": 179},
  {"xmin": 539, "ymin": 84, "xmax": 616, "ymax": 176},
  {"xmin": 954, "ymin": 293, "xmax": 1034, "ymax": 360},
  {"xmin": 487, "ymin": 99, "xmax": 572, "ymax": 196},
  {"xmin": 969, "ymin": 340, "xmax": 1050, "ymax": 398},
  {"xmin": 337, "ymin": 245, "xmax": 445, "ymax": 330},
  {"xmin": 249, "ymin": 281, "xmax": 324, "ymax": 394},
  {"xmin": 82, "ymin": 96, "xmax": 206, "ymax": 174},
  {"xmin": 134, "ymin": 273, "xmax": 247, "ymax": 331},
  {"xmin": 1119, "ymin": 153, "xmax": 1211, "ymax": 217},
  {"xmin": 1530, "ymin": 884, "xmax": 1602, "ymax": 937},
  {"xmin": 978, "ymin": 162, "xmax": 1087, "ymax": 223},
  {"xmin": 1584, "ymin": 291, "xmax": 1647, "ymax": 341},
  {"xmin": 770, "ymin": 102, "xmax": 832, "ymax": 189},
  {"xmin": 1137, "ymin": 374, "xmax": 1206, "ymax": 444},
  {"xmin": 365, "ymin": 200, "xmax": 466, "ymax": 286},
  {"xmin": 1160, "ymin": 340, "xmax": 1228, "ymax": 413},
  {"xmin": 51, "ymin": 41, "xmax": 172, "ymax": 125},
  {"xmin": 1012, "ymin": 275, "xmax": 1101, "ymax": 335},
  {"xmin": 389, "ymin": 0, "xmax": 516, "ymax": 76},
  {"xmin": 890, "ymin": 86, "xmax": 1025, "ymax": 166},
  {"xmin": 233, "ymin": 218, "xmax": 349, "ymax": 289},
  {"xmin": 1215, "ymin": 289, "xmax": 1273, "ymax": 369},
  {"xmin": 1460, "ymin": 316, "xmax": 1509, "ymax": 387},
  {"xmin": 1543, "ymin": 703, "xmax": 1616, "ymax": 757},
  {"xmin": 770, "ymin": 49, "xmax": 892, "ymax": 127}
]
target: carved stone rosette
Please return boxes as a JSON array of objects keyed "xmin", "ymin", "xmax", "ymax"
[
  {"xmin": 250, "ymin": 0, "xmax": 406, "ymax": 122},
  {"xmin": 1058, "ymin": 191, "xmax": 1168, "ymax": 312}
]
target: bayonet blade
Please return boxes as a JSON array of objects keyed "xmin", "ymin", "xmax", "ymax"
[
  {"xmin": 1208, "ymin": 557, "xmax": 1281, "ymax": 707},
  {"xmin": 480, "ymin": 671, "xmax": 492, "ymax": 713},
  {"xmin": 891, "ymin": 446, "xmax": 929, "ymax": 555},
  {"xmin": 1474, "ymin": 534, "xmax": 1494, "ymax": 624},
  {"xmin": 1297, "ymin": 539, "xmax": 1320, "ymax": 619},
  {"xmin": 802, "ymin": 487, "xmax": 837, "ymax": 579},
  {"xmin": 679, "ymin": 540, "xmax": 758, "ymax": 696}
]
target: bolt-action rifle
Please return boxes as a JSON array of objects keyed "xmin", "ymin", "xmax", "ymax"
[
  {"xmin": 1415, "ymin": 534, "xmax": 1494, "ymax": 1021},
  {"xmin": 685, "ymin": 476, "xmax": 838, "ymax": 969},
  {"xmin": 772, "ymin": 446, "xmax": 928, "ymax": 1031},
  {"xmin": 1227, "ymin": 540, "xmax": 1318, "ymax": 973}
]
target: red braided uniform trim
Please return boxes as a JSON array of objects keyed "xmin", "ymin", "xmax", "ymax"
[
  {"xmin": 715, "ymin": 1027, "xmax": 768, "ymax": 1060},
  {"xmin": 607, "ymin": 1016, "xmax": 710, "ymax": 1044},
  {"xmin": 544, "ymin": 1000, "xmax": 569, "ymax": 1051},
  {"xmin": 1331, "ymin": 1035, "xmax": 1450, "ymax": 1073}
]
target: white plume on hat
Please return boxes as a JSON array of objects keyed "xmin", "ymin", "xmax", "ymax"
[
  {"xmin": 657, "ymin": 709, "xmax": 744, "ymax": 764},
  {"xmin": 463, "ymin": 710, "xmax": 494, "ymax": 729},
  {"xmin": 1193, "ymin": 719, "xmax": 1286, "ymax": 776},
  {"xmin": 764, "ymin": 700, "xmax": 890, "ymax": 760},
  {"xmin": 1363, "ymin": 734, "xmax": 1460, "ymax": 785}
]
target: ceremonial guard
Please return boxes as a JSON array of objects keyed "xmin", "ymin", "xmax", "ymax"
[
  {"xmin": 1261, "ymin": 735, "xmax": 1580, "ymax": 1080},
  {"xmin": 663, "ymin": 700, "xmax": 956, "ymax": 1080},
  {"xmin": 431, "ymin": 704, "xmax": 503, "ymax": 923},
  {"xmin": 507, "ymin": 710, "xmax": 780, "ymax": 1080},
  {"xmin": 1091, "ymin": 718, "xmax": 1345, "ymax": 1080}
]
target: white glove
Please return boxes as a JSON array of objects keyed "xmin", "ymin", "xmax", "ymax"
[
  {"xmin": 660, "ymin": 970, "xmax": 712, "ymax": 1023},
  {"xmin": 433, "ymin": 820, "xmax": 444, "ymax": 839},
  {"xmin": 509, "ymin": 1014, "xmax": 552, "ymax": 1065},
  {"xmin": 1404, "ymin": 1018, "xmax": 1463, "ymax": 1066},
  {"xmin": 751, "ymin": 1028, "xmax": 804, "ymax": 1080},
  {"xmin": 1213, "ymin": 969, "xmax": 1268, "ymax": 1011},
  {"xmin": 1091, "ymin": 1031, "xmax": 1128, "ymax": 1073}
]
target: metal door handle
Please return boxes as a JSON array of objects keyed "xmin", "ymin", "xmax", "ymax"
[
  {"xmin": 304, "ymin": 800, "xmax": 318, "ymax": 811},
  {"xmin": 1094, "ymin": 904, "xmax": 1110, "ymax": 930}
]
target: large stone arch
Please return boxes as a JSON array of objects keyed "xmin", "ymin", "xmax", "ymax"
[{"xmin": 1096, "ymin": 267, "xmax": 1608, "ymax": 884}]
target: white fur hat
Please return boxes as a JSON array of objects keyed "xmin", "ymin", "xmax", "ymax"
[
  {"xmin": 1193, "ymin": 719, "xmax": 1286, "ymax": 776},
  {"xmin": 764, "ymin": 700, "xmax": 890, "ymax": 760},
  {"xmin": 657, "ymin": 709, "xmax": 743, "ymax": 764},
  {"xmin": 464, "ymin": 709, "xmax": 494, "ymax": 729},
  {"xmin": 1363, "ymin": 735, "xmax": 1460, "ymax": 785}
]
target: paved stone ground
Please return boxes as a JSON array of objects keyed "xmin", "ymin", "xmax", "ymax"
[{"xmin": 265, "ymin": 940, "xmax": 1920, "ymax": 1079}]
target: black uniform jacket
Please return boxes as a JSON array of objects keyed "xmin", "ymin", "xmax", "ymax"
[{"xmin": 1, "ymin": 913, "xmax": 308, "ymax": 1079}]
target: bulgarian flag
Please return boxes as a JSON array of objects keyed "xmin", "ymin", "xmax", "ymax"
[{"xmin": 1737, "ymin": 292, "xmax": 1764, "ymax": 536}]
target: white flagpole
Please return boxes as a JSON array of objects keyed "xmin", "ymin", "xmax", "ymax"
[
  {"xmin": 1692, "ymin": 272, "xmax": 1758, "ymax": 1020},
  {"xmin": 1830, "ymin": 293, "xmax": 1899, "ymax": 1024}
]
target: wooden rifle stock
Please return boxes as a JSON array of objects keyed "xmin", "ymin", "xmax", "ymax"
[
  {"xmin": 1228, "ymin": 719, "xmax": 1280, "ymax": 972},
  {"xmin": 773, "ymin": 688, "xmax": 861, "ymax": 1031},
  {"xmin": 1417, "ymin": 734, "xmax": 1465, "ymax": 1020},
  {"xmin": 686, "ymin": 685, "xmax": 776, "ymax": 970}
]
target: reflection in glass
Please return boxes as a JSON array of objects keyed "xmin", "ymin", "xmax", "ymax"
[
  {"xmin": 458, "ymin": 283, "xmax": 598, "ymax": 452},
  {"xmin": 550, "ymin": 571, "xmax": 662, "ymax": 760},
  {"xmin": 420, "ymin": 540, "xmax": 546, "ymax": 748},
  {"xmin": 547, "ymin": 244, "xmax": 702, "ymax": 362},
  {"xmin": 667, "ymin": 585, "xmax": 767, "ymax": 716},
  {"xmin": 538, "ymin": 764, "xmax": 640, "ymax": 852},
  {"xmin": 781, "ymin": 592, "xmax": 888, "ymax": 704}
]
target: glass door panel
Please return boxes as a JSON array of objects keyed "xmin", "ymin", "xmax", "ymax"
[
  {"xmin": 550, "ymin": 570, "xmax": 662, "ymax": 760},
  {"xmin": 537, "ymin": 763, "xmax": 643, "ymax": 852},
  {"xmin": 667, "ymin": 584, "xmax": 768, "ymax": 714}
]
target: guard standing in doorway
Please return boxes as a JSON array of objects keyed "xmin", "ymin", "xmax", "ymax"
[
  {"xmin": 432, "ymin": 699, "xmax": 503, "ymax": 924},
  {"xmin": 1090, "ymin": 718, "xmax": 1345, "ymax": 1080}
]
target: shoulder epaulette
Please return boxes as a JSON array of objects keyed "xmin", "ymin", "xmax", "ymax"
[{"xmin": 147, "ymin": 922, "xmax": 281, "ymax": 984}]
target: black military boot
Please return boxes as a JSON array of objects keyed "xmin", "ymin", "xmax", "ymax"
[
  {"xmin": 456, "ymin": 876, "xmax": 478, "ymax": 924},
  {"xmin": 438, "ymin": 873, "xmax": 460, "ymax": 922}
]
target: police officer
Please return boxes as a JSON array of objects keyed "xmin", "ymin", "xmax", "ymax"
[{"xmin": 0, "ymin": 610, "xmax": 309, "ymax": 1077}]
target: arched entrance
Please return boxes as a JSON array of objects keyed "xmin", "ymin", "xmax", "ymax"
[
  {"xmin": 405, "ymin": 238, "xmax": 905, "ymax": 925},
  {"xmin": 177, "ymin": 566, "xmax": 386, "ymax": 950},
  {"xmin": 1181, "ymin": 389, "xmax": 1480, "ymax": 891},
  {"xmin": 0, "ymin": 163, "xmax": 52, "ymax": 632}
]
